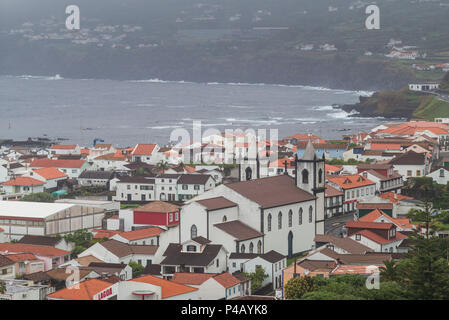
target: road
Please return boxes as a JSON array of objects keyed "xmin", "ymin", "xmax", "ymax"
[{"xmin": 324, "ymin": 212, "xmax": 355, "ymax": 237}]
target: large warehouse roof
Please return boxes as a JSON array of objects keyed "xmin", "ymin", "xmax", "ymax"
[{"xmin": 0, "ymin": 201, "xmax": 75, "ymax": 219}]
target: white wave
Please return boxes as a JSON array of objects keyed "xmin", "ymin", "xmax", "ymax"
[
  {"xmin": 128, "ymin": 78, "xmax": 193, "ymax": 84},
  {"xmin": 16, "ymin": 74, "xmax": 64, "ymax": 80},
  {"xmin": 328, "ymin": 109, "xmax": 360, "ymax": 119},
  {"xmin": 313, "ymin": 105, "xmax": 334, "ymax": 111},
  {"xmin": 149, "ymin": 125, "xmax": 183, "ymax": 130}
]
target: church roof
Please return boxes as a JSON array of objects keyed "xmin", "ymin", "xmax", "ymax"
[
  {"xmin": 302, "ymin": 141, "xmax": 317, "ymax": 160},
  {"xmin": 225, "ymin": 175, "xmax": 316, "ymax": 209}
]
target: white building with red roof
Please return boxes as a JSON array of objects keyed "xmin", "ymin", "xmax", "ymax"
[
  {"xmin": 29, "ymin": 159, "xmax": 90, "ymax": 179},
  {"xmin": 0, "ymin": 177, "xmax": 45, "ymax": 195},
  {"xmin": 131, "ymin": 144, "xmax": 160, "ymax": 164},
  {"xmin": 23, "ymin": 167, "xmax": 68, "ymax": 190},
  {"xmin": 345, "ymin": 220, "xmax": 407, "ymax": 253},
  {"xmin": 327, "ymin": 174, "xmax": 376, "ymax": 213},
  {"xmin": 49, "ymin": 144, "xmax": 81, "ymax": 155}
]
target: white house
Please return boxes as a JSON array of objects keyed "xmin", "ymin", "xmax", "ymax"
[
  {"xmin": 131, "ymin": 144, "xmax": 160, "ymax": 164},
  {"xmin": 228, "ymin": 251, "xmax": 286, "ymax": 290},
  {"xmin": 389, "ymin": 151, "xmax": 430, "ymax": 179},
  {"xmin": 78, "ymin": 239, "xmax": 161, "ymax": 267},
  {"xmin": 426, "ymin": 167, "xmax": 449, "ymax": 185}
]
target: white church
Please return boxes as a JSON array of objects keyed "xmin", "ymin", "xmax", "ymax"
[{"xmin": 179, "ymin": 142, "xmax": 325, "ymax": 257}]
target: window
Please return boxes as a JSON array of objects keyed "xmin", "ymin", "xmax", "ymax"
[
  {"xmin": 169, "ymin": 213, "xmax": 173, "ymax": 222},
  {"xmin": 257, "ymin": 240, "xmax": 262, "ymax": 254},
  {"xmin": 190, "ymin": 225, "xmax": 197, "ymax": 239},
  {"xmin": 194, "ymin": 185, "xmax": 200, "ymax": 190},
  {"xmin": 309, "ymin": 206, "xmax": 313, "ymax": 223},
  {"xmin": 216, "ymin": 259, "xmax": 219, "ymax": 267},
  {"xmin": 186, "ymin": 245, "xmax": 197, "ymax": 252},
  {"xmin": 288, "ymin": 210, "xmax": 293, "ymax": 227},
  {"xmin": 318, "ymin": 168, "xmax": 323, "ymax": 184},
  {"xmin": 241, "ymin": 244, "xmax": 245, "ymax": 253},
  {"xmin": 278, "ymin": 212, "xmax": 282, "ymax": 230},
  {"xmin": 267, "ymin": 214, "xmax": 272, "ymax": 232},
  {"xmin": 440, "ymin": 169, "xmax": 445, "ymax": 178},
  {"xmin": 222, "ymin": 215, "xmax": 227, "ymax": 222},
  {"xmin": 299, "ymin": 208, "xmax": 303, "ymax": 225},
  {"xmin": 352, "ymin": 190, "xmax": 355, "ymax": 198},
  {"xmin": 346, "ymin": 191, "xmax": 350, "ymax": 199},
  {"xmin": 249, "ymin": 242, "xmax": 254, "ymax": 253},
  {"xmin": 302, "ymin": 169, "xmax": 309, "ymax": 184},
  {"xmin": 407, "ymin": 170, "xmax": 412, "ymax": 177},
  {"xmin": 355, "ymin": 234, "xmax": 361, "ymax": 241},
  {"xmin": 416, "ymin": 170, "xmax": 421, "ymax": 177},
  {"xmin": 175, "ymin": 212, "xmax": 179, "ymax": 220},
  {"xmin": 127, "ymin": 185, "xmax": 131, "ymax": 190},
  {"xmin": 182, "ymin": 184, "xmax": 188, "ymax": 190},
  {"xmin": 232, "ymin": 262, "xmax": 236, "ymax": 268}
]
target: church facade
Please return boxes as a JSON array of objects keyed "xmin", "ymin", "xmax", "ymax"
[{"xmin": 179, "ymin": 142, "xmax": 325, "ymax": 257}]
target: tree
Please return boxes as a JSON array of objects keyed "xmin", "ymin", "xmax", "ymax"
[
  {"xmin": 379, "ymin": 260, "xmax": 398, "ymax": 282},
  {"xmin": 243, "ymin": 268, "xmax": 269, "ymax": 291},
  {"xmin": 63, "ymin": 229, "xmax": 94, "ymax": 248},
  {"xmin": 284, "ymin": 276, "xmax": 316, "ymax": 300},
  {"xmin": 129, "ymin": 260, "xmax": 144, "ymax": 278},
  {"xmin": 395, "ymin": 202, "xmax": 449, "ymax": 299},
  {"xmin": 0, "ymin": 281, "xmax": 6, "ymax": 294},
  {"xmin": 155, "ymin": 160, "xmax": 170, "ymax": 173},
  {"xmin": 20, "ymin": 192, "xmax": 55, "ymax": 203}
]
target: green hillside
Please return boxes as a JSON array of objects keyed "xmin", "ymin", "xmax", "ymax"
[
  {"xmin": 413, "ymin": 97, "xmax": 449, "ymax": 120},
  {"xmin": 342, "ymin": 86, "xmax": 449, "ymax": 120}
]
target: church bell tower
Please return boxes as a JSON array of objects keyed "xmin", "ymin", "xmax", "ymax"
[{"xmin": 295, "ymin": 141, "xmax": 325, "ymax": 235}]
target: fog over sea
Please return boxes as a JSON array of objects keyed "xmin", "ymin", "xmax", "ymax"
[{"xmin": 0, "ymin": 75, "xmax": 391, "ymax": 147}]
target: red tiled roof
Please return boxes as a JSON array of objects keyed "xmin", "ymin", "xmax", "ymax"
[
  {"xmin": 356, "ymin": 202, "xmax": 394, "ymax": 210},
  {"xmin": 94, "ymin": 153, "xmax": 127, "ymax": 161},
  {"xmin": 332, "ymin": 265, "xmax": 380, "ymax": 275},
  {"xmin": 379, "ymin": 192, "xmax": 414, "ymax": 204},
  {"xmin": 356, "ymin": 229, "xmax": 407, "ymax": 244},
  {"xmin": 327, "ymin": 174, "xmax": 375, "ymax": 189},
  {"xmin": 345, "ymin": 221, "xmax": 394, "ymax": 230},
  {"xmin": 132, "ymin": 144, "xmax": 157, "ymax": 156},
  {"xmin": 370, "ymin": 144, "xmax": 402, "ymax": 150},
  {"xmin": 172, "ymin": 272, "xmax": 216, "ymax": 285},
  {"xmin": 0, "ymin": 243, "xmax": 70, "ymax": 257},
  {"xmin": 30, "ymin": 159, "xmax": 86, "ymax": 169},
  {"xmin": 1, "ymin": 177, "xmax": 45, "ymax": 186},
  {"xmin": 4, "ymin": 253, "xmax": 41, "ymax": 262},
  {"xmin": 360, "ymin": 209, "xmax": 413, "ymax": 230},
  {"xmin": 213, "ymin": 272, "xmax": 242, "ymax": 288},
  {"xmin": 269, "ymin": 157, "xmax": 295, "ymax": 169},
  {"xmin": 132, "ymin": 275, "xmax": 197, "ymax": 299},
  {"xmin": 325, "ymin": 184, "xmax": 344, "ymax": 197},
  {"xmin": 47, "ymin": 279, "xmax": 113, "ymax": 300},
  {"xmin": 50, "ymin": 144, "xmax": 77, "ymax": 150},
  {"xmin": 117, "ymin": 227, "xmax": 165, "ymax": 241},
  {"xmin": 33, "ymin": 167, "xmax": 68, "ymax": 180},
  {"xmin": 325, "ymin": 164, "xmax": 343, "ymax": 173},
  {"xmin": 92, "ymin": 229, "xmax": 122, "ymax": 239}
]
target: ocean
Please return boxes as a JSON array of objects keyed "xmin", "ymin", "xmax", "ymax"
[{"xmin": 0, "ymin": 75, "xmax": 390, "ymax": 147}]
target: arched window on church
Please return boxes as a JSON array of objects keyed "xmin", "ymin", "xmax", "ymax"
[
  {"xmin": 241, "ymin": 244, "xmax": 246, "ymax": 253},
  {"xmin": 222, "ymin": 215, "xmax": 227, "ymax": 222},
  {"xmin": 267, "ymin": 214, "xmax": 272, "ymax": 232},
  {"xmin": 318, "ymin": 168, "xmax": 323, "ymax": 184},
  {"xmin": 190, "ymin": 224, "xmax": 197, "ymax": 239},
  {"xmin": 302, "ymin": 169, "xmax": 309, "ymax": 184},
  {"xmin": 288, "ymin": 210, "xmax": 293, "ymax": 227},
  {"xmin": 249, "ymin": 242, "xmax": 254, "ymax": 253},
  {"xmin": 245, "ymin": 167, "xmax": 252, "ymax": 181},
  {"xmin": 299, "ymin": 208, "xmax": 303, "ymax": 225},
  {"xmin": 257, "ymin": 240, "xmax": 262, "ymax": 254},
  {"xmin": 278, "ymin": 212, "xmax": 282, "ymax": 230},
  {"xmin": 309, "ymin": 206, "xmax": 313, "ymax": 223}
]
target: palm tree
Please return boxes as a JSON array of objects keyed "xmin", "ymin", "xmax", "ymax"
[
  {"xmin": 379, "ymin": 260, "xmax": 398, "ymax": 281},
  {"xmin": 156, "ymin": 160, "xmax": 170, "ymax": 174}
]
